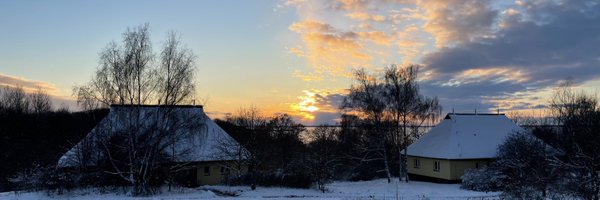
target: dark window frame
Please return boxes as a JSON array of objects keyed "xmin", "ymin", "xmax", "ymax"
[
  {"xmin": 204, "ymin": 166, "xmax": 210, "ymax": 176},
  {"xmin": 220, "ymin": 166, "xmax": 230, "ymax": 175},
  {"xmin": 433, "ymin": 161, "xmax": 440, "ymax": 172}
]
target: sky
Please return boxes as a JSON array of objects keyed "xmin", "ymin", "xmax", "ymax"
[{"xmin": 1, "ymin": 0, "xmax": 599, "ymax": 125}]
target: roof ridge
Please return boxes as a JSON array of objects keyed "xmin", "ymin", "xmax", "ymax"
[
  {"xmin": 110, "ymin": 104, "xmax": 203, "ymax": 108},
  {"xmin": 448, "ymin": 113, "xmax": 505, "ymax": 115}
]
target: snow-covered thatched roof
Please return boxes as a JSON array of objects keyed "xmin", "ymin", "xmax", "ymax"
[
  {"xmin": 407, "ymin": 113, "xmax": 523, "ymax": 160},
  {"xmin": 57, "ymin": 105, "xmax": 247, "ymax": 168}
]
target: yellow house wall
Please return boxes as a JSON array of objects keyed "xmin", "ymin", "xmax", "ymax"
[
  {"xmin": 195, "ymin": 161, "xmax": 248, "ymax": 185},
  {"xmin": 407, "ymin": 156, "xmax": 452, "ymax": 180},
  {"xmin": 449, "ymin": 159, "xmax": 490, "ymax": 180},
  {"xmin": 407, "ymin": 156, "xmax": 491, "ymax": 181}
]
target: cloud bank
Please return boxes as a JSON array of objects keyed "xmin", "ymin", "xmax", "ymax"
[
  {"xmin": 0, "ymin": 72, "xmax": 77, "ymax": 110},
  {"xmin": 286, "ymin": 0, "xmax": 600, "ymax": 124}
]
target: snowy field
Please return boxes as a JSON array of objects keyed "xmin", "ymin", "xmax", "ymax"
[{"xmin": 0, "ymin": 179, "xmax": 499, "ymax": 200}]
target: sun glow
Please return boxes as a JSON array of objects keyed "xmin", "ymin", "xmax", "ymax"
[{"xmin": 291, "ymin": 90, "xmax": 320, "ymax": 120}]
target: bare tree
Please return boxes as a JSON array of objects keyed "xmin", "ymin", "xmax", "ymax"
[
  {"xmin": 71, "ymin": 23, "xmax": 198, "ymax": 195},
  {"xmin": 342, "ymin": 68, "xmax": 392, "ymax": 182},
  {"xmin": 29, "ymin": 87, "xmax": 52, "ymax": 114},
  {"xmin": 74, "ymin": 23, "xmax": 155, "ymax": 107},
  {"xmin": 226, "ymin": 106, "xmax": 268, "ymax": 190},
  {"xmin": 1, "ymin": 86, "xmax": 30, "ymax": 114},
  {"xmin": 383, "ymin": 64, "xmax": 441, "ymax": 182},
  {"xmin": 306, "ymin": 126, "xmax": 341, "ymax": 193},
  {"xmin": 507, "ymin": 110, "xmax": 556, "ymax": 127},
  {"xmin": 158, "ymin": 31, "xmax": 196, "ymax": 105},
  {"xmin": 266, "ymin": 114, "xmax": 305, "ymax": 174},
  {"xmin": 547, "ymin": 83, "xmax": 600, "ymax": 200}
]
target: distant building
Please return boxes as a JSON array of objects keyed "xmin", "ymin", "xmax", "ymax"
[
  {"xmin": 57, "ymin": 105, "xmax": 248, "ymax": 186},
  {"xmin": 407, "ymin": 113, "xmax": 523, "ymax": 182}
]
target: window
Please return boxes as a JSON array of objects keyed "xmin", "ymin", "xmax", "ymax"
[
  {"xmin": 433, "ymin": 161, "xmax": 440, "ymax": 172},
  {"xmin": 204, "ymin": 166, "xmax": 210, "ymax": 176},
  {"xmin": 414, "ymin": 159, "xmax": 421, "ymax": 169},
  {"xmin": 220, "ymin": 166, "xmax": 230, "ymax": 175}
]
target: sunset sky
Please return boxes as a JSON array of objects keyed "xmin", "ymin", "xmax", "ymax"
[{"xmin": 1, "ymin": 0, "xmax": 599, "ymax": 125}]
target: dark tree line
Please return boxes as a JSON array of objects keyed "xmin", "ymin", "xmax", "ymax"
[
  {"xmin": 0, "ymin": 86, "xmax": 53, "ymax": 115},
  {"xmin": 215, "ymin": 107, "xmax": 309, "ymax": 189},
  {"xmin": 0, "ymin": 86, "xmax": 108, "ymax": 192}
]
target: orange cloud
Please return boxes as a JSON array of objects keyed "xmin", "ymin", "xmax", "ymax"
[
  {"xmin": 287, "ymin": 0, "xmax": 433, "ymax": 81},
  {"xmin": 289, "ymin": 20, "xmax": 374, "ymax": 79},
  {"xmin": 292, "ymin": 70, "xmax": 324, "ymax": 82},
  {"xmin": 396, "ymin": 24, "xmax": 428, "ymax": 63},
  {"xmin": 287, "ymin": 47, "xmax": 306, "ymax": 57},
  {"xmin": 442, "ymin": 67, "xmax": 530, "ymax": 87},
  {"xmin": 347, "ymin": 12, "xmax": 386, "ymax": 22},
  {"xmin": 287, "ymin": 0, "xmax": 503, "ymax": 83},
  {"xmin": 357, "ymin": 31, "xmax": 394, "ymax": 45},
  {"xmin": 333, "ymin": 0, "xmax": 370, "ymax": 10},
  {"xmin": 0, "ymin": 73, "xmax": 60, "ymax": 95}
]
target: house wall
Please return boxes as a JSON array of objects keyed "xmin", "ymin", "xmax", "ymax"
[
  {"xmin": 195, "ymin": 161, "xmax": 248, "ymax": 185},
  {"xmin": 408, "ymin": 156, "xmax": 452, "ymax": 180},
  {"xmin": 407, "ymin": 156, "xmax": 491, "ymax": 181},
  {"xmin": 449, "ymin": 159, "xmax": 491, "ymax": 180}
]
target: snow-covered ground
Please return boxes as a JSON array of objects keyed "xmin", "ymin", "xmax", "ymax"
[{"xmin": 0, "ymin": 179, "xmax": 499, "ymax": 200}]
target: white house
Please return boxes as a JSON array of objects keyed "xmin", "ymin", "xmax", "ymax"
[
  {"xmin": 407, "ymin": 113, "xmax": 523, "ymax": 182},
  {"xmin": 57, "ymin": 105, "xmax": 248, "ymax": 185}
]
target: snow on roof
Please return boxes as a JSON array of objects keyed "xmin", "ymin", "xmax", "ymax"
[
  {"xmin": 57, "ymin": 105, "xmax": 248, "ymax": 168},
  {"xmin": 407, "ymin": 113, "xmax": 523, "ymax": 160}
]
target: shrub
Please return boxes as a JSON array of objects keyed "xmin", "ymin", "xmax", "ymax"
[{"xmin": 461, "ymin": 166, "xmax": 505, "ymax": 192}]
